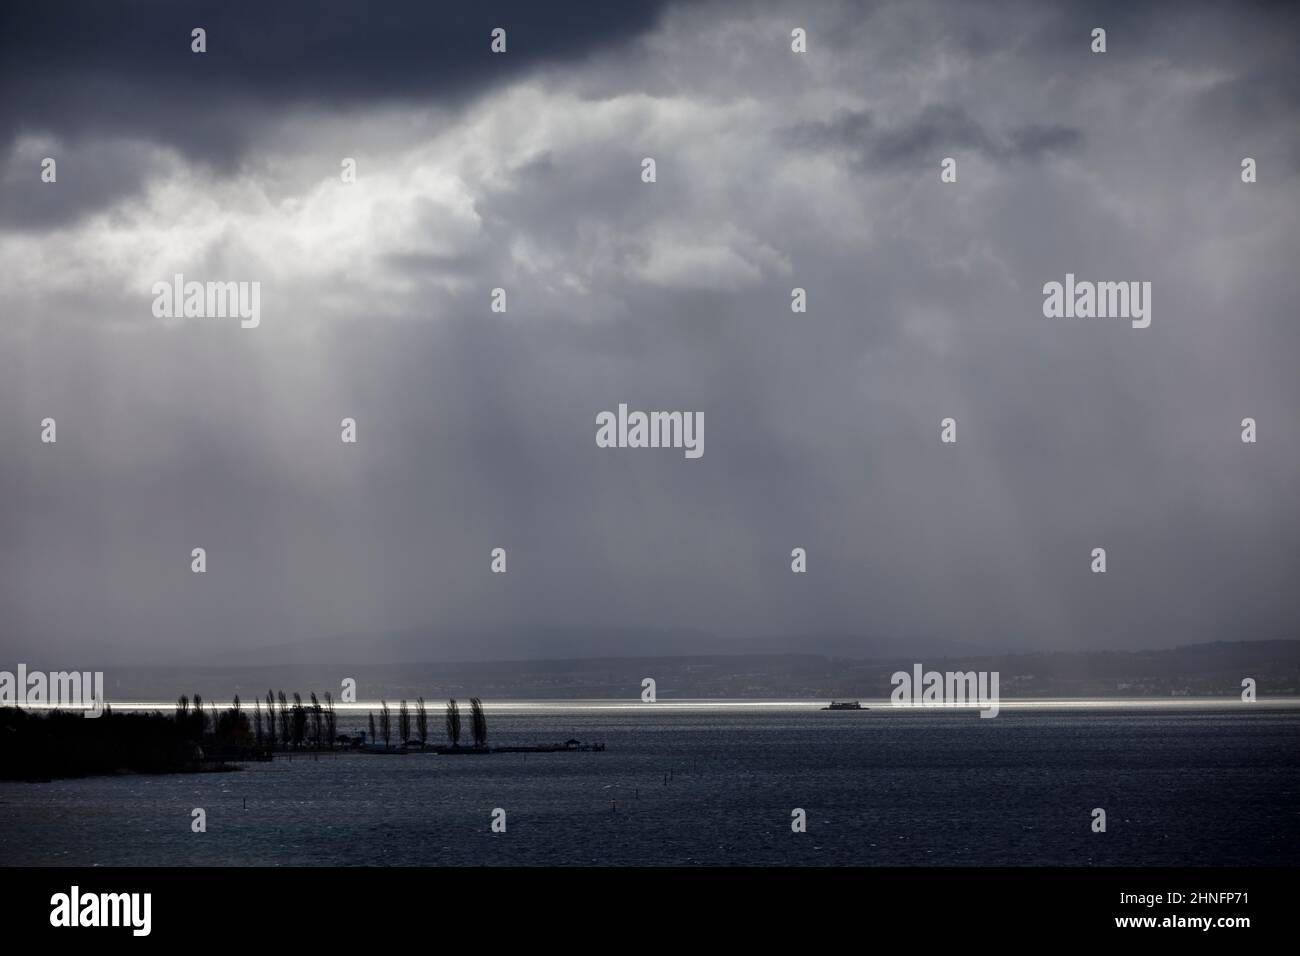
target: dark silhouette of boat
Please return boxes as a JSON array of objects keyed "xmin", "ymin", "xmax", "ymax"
[{"xmin": 822, "ymin": 700, "xmax": 866, "ymax": 710}]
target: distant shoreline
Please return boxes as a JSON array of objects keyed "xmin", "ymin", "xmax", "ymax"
[{"xmin": 17, "ymin": 696, "xmax": 1300, "ymax": 714}]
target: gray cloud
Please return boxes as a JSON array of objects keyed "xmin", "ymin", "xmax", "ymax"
[
  {"xmin": 785, "ymin": 106, "xmax": 1084, "ymax": 169},
  {"xmin": 0, "ymin": 137, "xmax": 177, "ymax": 230}
]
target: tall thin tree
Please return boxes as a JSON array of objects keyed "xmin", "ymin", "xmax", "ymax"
[
  {"xmin": 398, "ymin": 700, "xmax": 410, "ymax": 746},
  {"xmin": 470, "ymin": 697, "xmax": 488, "ymax": 749},
  {"xmin": 324, "ymin": 691, "xmax": 336, "ymax": 748},
  {"xmin": 415, "ymin": 697, "xmax": 428, "ymax": 750},
  {"xmin": 445, "ymin": 699, "xmax": 462, "ymax": 748},
  {"xmin": 310, "ymin": 692, "xmax": 323, "ymax": 748},
  {"xmin": 379, "ymin": 701, "xmax": 392, "ymax": 750},
  {"xmin": 266, "ymin": 690, "xmax": 277, "ymax": 747},
  {"xmin": 278, "ymin": 691, "xmax": 291, "ymax": 748},
  {"xmin": 291, "ymin": 692, "xmax": 306, "ymax": 748}
]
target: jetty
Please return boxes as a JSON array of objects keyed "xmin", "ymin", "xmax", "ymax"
[
  {"xmin": 491, "ymin": 739, "xmax": 605, "ymax": 754},
  {"xmin": 433, "ymin": 738, "xmax": 604, "ymax": 755}
]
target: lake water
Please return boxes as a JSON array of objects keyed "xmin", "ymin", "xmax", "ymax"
[{"xmin": 2, "ymin": 703, "xmax": 1297, "ymax": 866}]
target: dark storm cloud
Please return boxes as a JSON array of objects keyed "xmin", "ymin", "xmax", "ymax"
[
  {"xmin": 0, "ymin": 0, "xmax": 668, "ymax": 225},
  {"xmin": 0, "ymin": 0, "xmax": 667, "ymax": 122}
]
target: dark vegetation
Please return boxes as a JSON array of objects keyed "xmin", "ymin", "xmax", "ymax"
[
  {"xmin": 3, "ymin": 691, "xmax": 594, "ymax": 776},
  {"xmin": 0, "ymin": 706, "xmax": 200, "ymax": 780},
  {"xmin": 1, "ymin": 688, "xmax": 340, "ymax": 781}
]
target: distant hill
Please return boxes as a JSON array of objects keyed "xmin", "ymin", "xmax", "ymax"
[
  {"xmin": 183, "ymin": 625, "xmax": 1004, "ymax": 667},
  {"xmin": 89, "ymin": 639, "xmax": 1300, "ymax": 702}
]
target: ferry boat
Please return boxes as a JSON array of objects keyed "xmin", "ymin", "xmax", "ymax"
[{"xmin": 822, "ymin": 700, "xmax": 865, "ymax": 710}]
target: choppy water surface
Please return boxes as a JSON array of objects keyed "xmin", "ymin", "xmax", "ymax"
[{"xmin": 2, "ymin": 704, "xmax": 1297, "ymax": 866}]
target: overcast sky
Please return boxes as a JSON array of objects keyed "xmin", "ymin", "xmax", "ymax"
[{"xmin": 1, "ymin": 0, "xmax": 1297, "ymax": 666}]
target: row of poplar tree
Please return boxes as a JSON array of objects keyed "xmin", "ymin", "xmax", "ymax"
[{"xmin": 366, "ymin": 697, "xmax": 488, "ymax": 750}]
